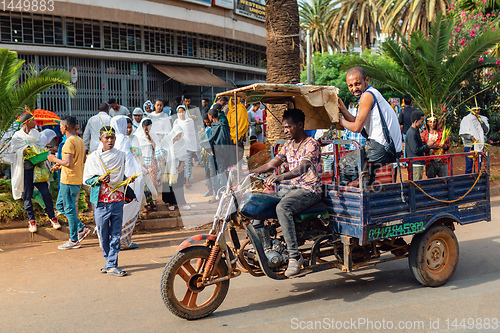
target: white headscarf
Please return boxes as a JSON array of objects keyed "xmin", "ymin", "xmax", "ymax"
[
  {"xmin": 143, "ymin": 100, "xmax": 153, "ymax": 115},
  {"xmin": 134, "ymin": 118, "xmax": 160, "ymax": 165},
  {"xmin": 132, "ymin": 108, "xmax": 143, "ymax": 131},
  {"xmin": 39, "ymin": 129, "xmax": 57, "ymax": 147},
  {"xmin": 110, "ymin": 116, "xmax": 128, "ymax": 151},
  {"xmin": 174, "ymin": 106, "xmax": 198, "ymax": 152}
]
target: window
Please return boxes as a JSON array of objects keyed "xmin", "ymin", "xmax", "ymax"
[{"xmin": 0, "ymin": 11, "xmax": 265, "ymax": 67}]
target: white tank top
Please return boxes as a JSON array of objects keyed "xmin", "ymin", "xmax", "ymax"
[{"xmin": 363, "ymin": 87, "xmax": 403, "ymax": 153}]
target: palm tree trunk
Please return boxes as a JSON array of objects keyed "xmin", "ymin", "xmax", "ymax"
[{"xmin": 265, "ymin": 0, "xmax": 301, "ymax": 146}]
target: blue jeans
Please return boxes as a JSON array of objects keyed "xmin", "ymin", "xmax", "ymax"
[
  {"xmin": 23, "ymin": 167, "xmax": 55, "ymax": 221},
  {"xmin": 95, "ymin": 201, "xmax": 124, "ymax": 270},
  {"xmin": 56, "ymin": 183, "xmax": 83, "ymax": 242},
  {"xmin": 464, "ymin": 146, "xmax": 482, "ymax": 174},
  {"xmin": 275, "ymin": 187, "xmax": 321, "ymax": 260}
]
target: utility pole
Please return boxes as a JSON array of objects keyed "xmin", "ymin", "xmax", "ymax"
[{"xmin": 306, "ymin": 30, "xmax": 311, "ymax": 85}]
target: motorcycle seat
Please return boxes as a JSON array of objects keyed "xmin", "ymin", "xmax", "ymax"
[
  {"xmin": 239, "ymin": 192, "xmax": 330, "ymax": 222},
  {"xmin": 294, "ymin": 201, "xmax": 330, "ymax": 224}
]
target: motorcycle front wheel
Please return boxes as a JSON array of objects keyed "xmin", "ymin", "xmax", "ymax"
[{"xmin": 160, "ymin": 246, "xmax": 230, "ymax": 320}]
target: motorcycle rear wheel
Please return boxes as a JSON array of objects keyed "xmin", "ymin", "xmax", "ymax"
[{"xmin": 160, "ymin": 246, "xmax": 230, "ymax": 320}]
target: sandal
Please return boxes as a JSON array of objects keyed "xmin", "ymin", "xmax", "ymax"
[
  {"xmin": 149, "ymin": 203, "xmax": 158, "ymax": 212},
  {"xmin": 100, "ymin": 267, "xmax": 107, "ymax": 274},
  {"xmin": 122, "ymin": 243, "xmax": 139, "ymax": 250},
  {"xmin": 107, "ymin": 267, "xmax": 127, "ymax": 277}
]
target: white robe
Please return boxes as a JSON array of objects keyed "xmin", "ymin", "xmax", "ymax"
[
  {"xmin": 8, "ymin": 129, "xmax": 42, "ymax": 199},
  {"xmin": 148, "ymin": 112, "xmax": 172, "ymax": 142},
  {"xmin": 160, "ymin": 123, "xmax": 188, "ymax": 185},
  {"xmin": 174, "ymin": 116, "xmax": 198, "ymax": 152},
  {"xmin": 82, "ymin": 112, "xmax": 111, "ymax": 153},
  {"xmin": 459, "ymin": 113, "xmax": 489, "ymax": 152}
]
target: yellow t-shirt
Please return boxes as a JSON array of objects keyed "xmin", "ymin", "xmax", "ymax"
[{"xmin": 61, "ymin": 135, "xmax": 85, "ymax": 185}]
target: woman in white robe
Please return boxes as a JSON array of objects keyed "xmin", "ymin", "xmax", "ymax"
[
  {"xmin": 109, "ymin": 116, "xmax": 144, "ymax": 249},
  {"xmin": 173, "ymin": 105, "xmax": 197, "ymax": 188},
  {"xmin": 160, "ymin": 122, "xmax": 190, "ymax": 210},
  {"xmin": 133, "ymin": 118, "xmax": 161, "ymax": 213}
]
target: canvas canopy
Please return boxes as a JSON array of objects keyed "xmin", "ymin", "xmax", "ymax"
[{"xmin": 216, "ymin": 83, "xmax": 340, "ymax": 130}]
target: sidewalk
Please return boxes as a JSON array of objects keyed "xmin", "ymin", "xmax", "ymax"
[
  {"xmin": 2, "ymin": 165, "xmax": 498, "ymax": 246},
  {"xmin": 0, "ymin": 164, "xmax": 219, "ymax": 246}
]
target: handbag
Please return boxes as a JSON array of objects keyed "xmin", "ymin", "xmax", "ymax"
[
  {"xmin": 124, "ymin": 185, "xmax": 137, "ymax": 204},
  {"xmin": 362, "ymin": 91, "xmax": 400, "ymax": 164}
]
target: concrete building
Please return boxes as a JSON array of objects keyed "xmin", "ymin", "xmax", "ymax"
[{"xmin": 0, "ymin": 0, "xmax": 267, "ymax": 122}]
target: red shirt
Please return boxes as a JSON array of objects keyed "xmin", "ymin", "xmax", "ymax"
[
  {"xmin": 98, "ymin": 183, "xmax": 124, "ymax": 203},
  {"xmin": 421, "ymin": 129, "xmax": 450, "ymax": 155}
]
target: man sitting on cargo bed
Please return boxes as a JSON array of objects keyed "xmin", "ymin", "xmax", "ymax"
[{"xmin": 250, "ymin": 108, "xmax": 322, "ymax": 277}]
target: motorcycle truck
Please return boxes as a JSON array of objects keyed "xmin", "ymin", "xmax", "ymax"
[{"xmin": 159, "ymin": 84, "xmax": 491, "ymax": 320}]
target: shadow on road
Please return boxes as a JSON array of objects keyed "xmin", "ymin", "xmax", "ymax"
[{"xmin": 201, "ymin": 234, "xmax": 500, "ymax": 319}]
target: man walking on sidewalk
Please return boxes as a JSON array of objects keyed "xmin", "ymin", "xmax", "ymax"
[
  {"xmin": 48, "ymin": 116, "xmax": 90, "ymax": 249},
  {"xmin": 8, "ymin": 113, "xmax": 60, "ymax": 233}
]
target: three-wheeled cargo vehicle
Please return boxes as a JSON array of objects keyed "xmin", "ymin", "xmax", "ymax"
[{"xmin": 160, "ymin": 84, "xmax": 491, "ymax": 319}]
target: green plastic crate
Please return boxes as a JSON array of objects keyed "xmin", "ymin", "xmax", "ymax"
[{"xmin": 27, "ymin": 151, "xmax": 48, "ymax": 165}]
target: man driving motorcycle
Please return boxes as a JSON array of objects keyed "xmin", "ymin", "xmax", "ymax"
[{"xmin": 250, "ymin": 108, "xmax": 322, "ymax": 277}]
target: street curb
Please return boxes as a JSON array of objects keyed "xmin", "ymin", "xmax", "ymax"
[{"xmin": 0, "ymin": 217, "xmax": 187, "ymax": 246}]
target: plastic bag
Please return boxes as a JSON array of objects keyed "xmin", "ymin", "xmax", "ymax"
[{"xmin": 33, "ymin": 164, "xmax": 50, "ymax": 183}]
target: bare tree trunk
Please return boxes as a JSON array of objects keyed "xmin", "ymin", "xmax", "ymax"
[{"xmin": 265, "ymin": 0, "xmax": 301, "ymax": 147}]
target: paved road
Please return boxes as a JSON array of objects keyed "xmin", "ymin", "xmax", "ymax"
[{"xmin": 2, "ymin": 197, "xmax": 500, "ymax": 332}]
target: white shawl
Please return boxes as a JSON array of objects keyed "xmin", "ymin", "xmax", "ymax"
[
  {"xmin": 459, "ymin": 113, "xmax": 489, "ymax": 152},
  {"xmin": 39, "ymin": 129, "xmax": 57, "ymax": 147},
  {"xmin": 174, "ymin": 116, "xmax": 198, "ymax": 152},
  {"xmin": 83, "ymin": 147, "xmax": 127, "ymax": 189},
  {"xmin": 9, "ymin": 129, "xmax": 41, "ymax": 199},
  {"xmin": 148, "ymin": 111, "xmax": 172, "ymax": 136},
  {"xmin": 134, "ymin": 118, "xmax": 160, "ymax": 164},
  {"xmin": 160, "ymin": 123, "xmax": 188, "ymax": 185}
]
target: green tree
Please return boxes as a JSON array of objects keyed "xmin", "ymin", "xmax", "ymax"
[
  {"xmin": 299, "ymin": 0, "xmax": 336, "ymax": 53},
  {"xmin": 329, "ymin": 0, "xmax": 380, "ymax": 51},
  {"xmin": 301, "ymin": 51, "xmax": 403, "ymax": 105},
  {"xmin": 0, "ymin": 49, "xmax": 76, "ymax": 155},
  {"xmin": 351, "ymin": 13, "xmax": 500, "ymax": 123},
  {"xmin": 380, "ymin": 0, "xmax": 450, "ymax": 39}
]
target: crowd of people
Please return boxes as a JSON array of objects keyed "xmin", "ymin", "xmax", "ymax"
[{"xmin": 3, "ymin": 95, "xmax": 269, "ymax": 276}]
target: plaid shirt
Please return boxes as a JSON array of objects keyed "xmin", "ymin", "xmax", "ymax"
[
  {"xmin": 342, "ymin": 130, "xmax": 366, "ymax": 150},
  {"xmin": 342, "ymin": 105, "xmax": 366, "ymax": 150}
]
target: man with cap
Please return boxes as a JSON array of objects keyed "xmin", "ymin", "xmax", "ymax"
[
  {"xmin": 108, "ymin": 98, "xmax": 130, "ymax": 117},
  {"xmin": 405, "ymin": 110, "xmax": 438, "ymax": 180},
  {"xmin": 459, "ymin": 104, "xmax": 489, "ymax": 173},
  {"xmin": 132, "ymin": 107, "xmax": 144, "ymax": 133}
]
